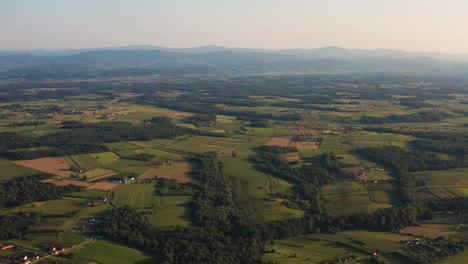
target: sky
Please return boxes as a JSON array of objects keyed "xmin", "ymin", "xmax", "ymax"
[{"xmin": 1, "ymin": 0, "xmax": 468, "ymax": 53}]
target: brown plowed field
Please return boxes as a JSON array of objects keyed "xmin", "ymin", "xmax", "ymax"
[
  {"xmin": 266, "ymin": 137, "xmax": 291, "ymax": 147},
  {"xmin": 140, "ymin": 162, "xmax": 192, "ymax": 183},
  {"xmin": 166, "ymin": 162, "xmax": 192, "ymax": 183},
  {"xmin": 86, "ymin": 182, "xmax": 121, "ymax": 191},
  {"xmin": 284, "ymin": 152, "xmax": 300, "ymax": 162},
  {"xmin": 14, "ymin": 157, "xmax": 71, "ymax": 177}
]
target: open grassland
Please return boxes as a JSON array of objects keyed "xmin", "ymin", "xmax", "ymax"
[
  {"xmin": 5, "ymin": 232, "xmax": 88, "ymax": 252},
  {"xmin": 0, "ymin": 162, "xmax": 42, "ymax": 179},
  {"xmin": 415, "ymin": 168, "xmax": 468, "ymax": 186},
  {"xmin": 103, "ymin": 159, "xmax": 148, "ymax": 172},
  {"xmin": 67, "ymin": 154, "xmax": 103, "ymax": 170},
  {"xmin": 68, "ymin": 189, "xmax": 108, "ymax": 198},
  {"xmin": 263, "ymin": 230, "xmax": 414, "ymax": 264},
  {"xmin": 263, "ymin": 238, "xmax": 369, "ymax": 264},
  {"xmin": 164, "ymin": 138, "xmax": 237, "ymax": 154},
  {"xmin": 320, "ymin": 138, "xmax": 342, "ymax": 149},
  {"xmin": 0, "ymin": 198, "xmax": 84, "ymax": 217},
  {"xmin": 147, "ymin": 196, "xmax": 193, "ymax": 228},
  {"xmin": 337, "ymin": 154, "xmax": 360, "ymax": 165},
  {"xmin": 368, "ymin": 191, "xmax": 394, "ymax": 204},
  {"xmin": 94, "ymin": 151, "xmax": 120, "ymax": 164},
  {"xmin": 104, "ymin": 141, "xmax": 141, "ymax": 151},
  {"xmin": 315, "ymin": 231, "xmax": 414, "ymax": 252},
  {"xmin": 75, "ymin": 240, "xmax": 155, "ymax": 264},
  {"xmin": 322, "ymin": 181, "xmax": 376, "ymax": 216},
  {"xmin": 114, "ymin": 149, "xmax": 138, "ymax": 157},
  {"xmin": 78, "ymin": 204, "xmax": 110, "ymax": 219},
  {"xmin": 135, "ymin": 148, "xmax": 183, "ymax": 161},
  {"xmin": 113, "ymin": 183, "xmax": 160, "ymax": 208},
  {"xmin": 29, "ymin": 231, "xmax": 87, "ymax": 245}
]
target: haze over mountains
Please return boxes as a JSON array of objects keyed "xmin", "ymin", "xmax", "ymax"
[{"xmin": 1, "ymin": 45, "xmax": 468, "ymax": 79}]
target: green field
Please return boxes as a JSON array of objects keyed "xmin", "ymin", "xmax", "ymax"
[
  {"xmin": 0, "ymin": 198, "xmax": 85, "ymax": 217},
  {"xmin": 75, "ymin": 240, "xmax": 155, "ymax": 264},
  {"xmin": 320, "ymin": 138, "xmax": 342, "ymax": 149},
  {"xmin": 68, "ymin": 189, "xmax": 108, "ymax": 198},
  {"xmin": 104, "ymin": 142, "xmax": 141, "ymax": 151},
  {"xmin": 322, "ymin": 181, "xmax": 373, "ymax": 215},
  {"xmin": 368, "ymin": 191, "xmax": 393, "ymax": 204},
  {"xmin": 415, "ymin": 168, "xmax": 468, "ymax": 186},
  {"xmin": 0, "ymin": 162, "xmax": 42, "ymax": 179},
  {"xmin": 147, "ymin": 196, "xmax": 193, "ymax": 228},
  {"xmin": 94, "ymin": 152, "xmax": 120, "ymax": 164},
  {"xmin": 67, "ymin": 154, "xmax": 101, "ymax": 170},
  {"xmin": 263, "ymin": 230, "xmax": 414, "ymax": 264},
  {"xmin": 113, "ymin": 183, "xmax": 160, "ymax": 208},
  {"xmin": 164, "ymin": 138, "xmax": 237, "ymax": 154}
]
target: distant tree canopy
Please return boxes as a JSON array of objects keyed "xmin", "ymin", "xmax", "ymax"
[
  {"xmin": 360, "ymin": 111, "xmax": 452, "ymax": 124},
  {"xmin": 0, "ymin": 118, "xmax": 194, "ymax": 160}
]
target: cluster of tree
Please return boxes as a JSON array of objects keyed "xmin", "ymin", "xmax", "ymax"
[
  {"xmin": 358, "ymin": 146, "xmax": 464, "ymax": 173},
  {"xmin": 0, "ymin": 212, "xmax": 42, "ymax": 240},
  {"xmin": 426, "ymin": 197, "xmax": 468, "ymax": 211},
  {"xmin": 3, "ymin": 121, "xmax": 46, "ymax": 127},
  {"xmin": 155, "ymin": 179, "xmax": 197, "ymax": 196},
  {"xmin": 0, "ymin": 174, "xmax": 83, "ymax": 208},
  {"xmin": 409, "ymin": 139, "xmax": 468, "ymax": 156},
  {"xmin": 183, "ymin": 113, "xmax": 217, "ymax": 124},
  {"xmin": 360, "ymin": 111, "xmax": 452, "ymax": 124},
  {"xmin": 251, "ymin": 146, "xmax": 340, "ymax": 210}
]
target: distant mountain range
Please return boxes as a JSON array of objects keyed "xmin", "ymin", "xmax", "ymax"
[{"xmin": 1, "ymin": 45, "xmax": 468, "ymax": 78}]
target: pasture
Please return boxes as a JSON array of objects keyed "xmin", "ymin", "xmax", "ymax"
[
  {"xmin": 75, "ymin": 240, "xmax": 155, "ymax": 264},
  {"xmin": 320, "ymin": 138, "xmax": 342, "ymax": 149},
  {"xmin": 67, "ymin": 153, "xmax": 101, "ymax": 170},
  {"xmin": 415, "ymin": 168, "xmax": 468, "ymax": 187},
  {"xmin": 322, "ymin": 181, "xmax": 373, "ymax": 216},
  {"xmin": 0, "ymin": 162, "xmax": 42, "ymax": 179},
  {"xmin": 113, "ymin": 182, "xmax": 160, "ymax": 208},
  {"xmin": 147, "ymin": 196, "xmax": 193, "ymax": 228}
]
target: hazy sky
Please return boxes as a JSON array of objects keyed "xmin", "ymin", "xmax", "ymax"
[{"xmin": 2, "ymin": 0, "xmax": 468, "ymax": 53}]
